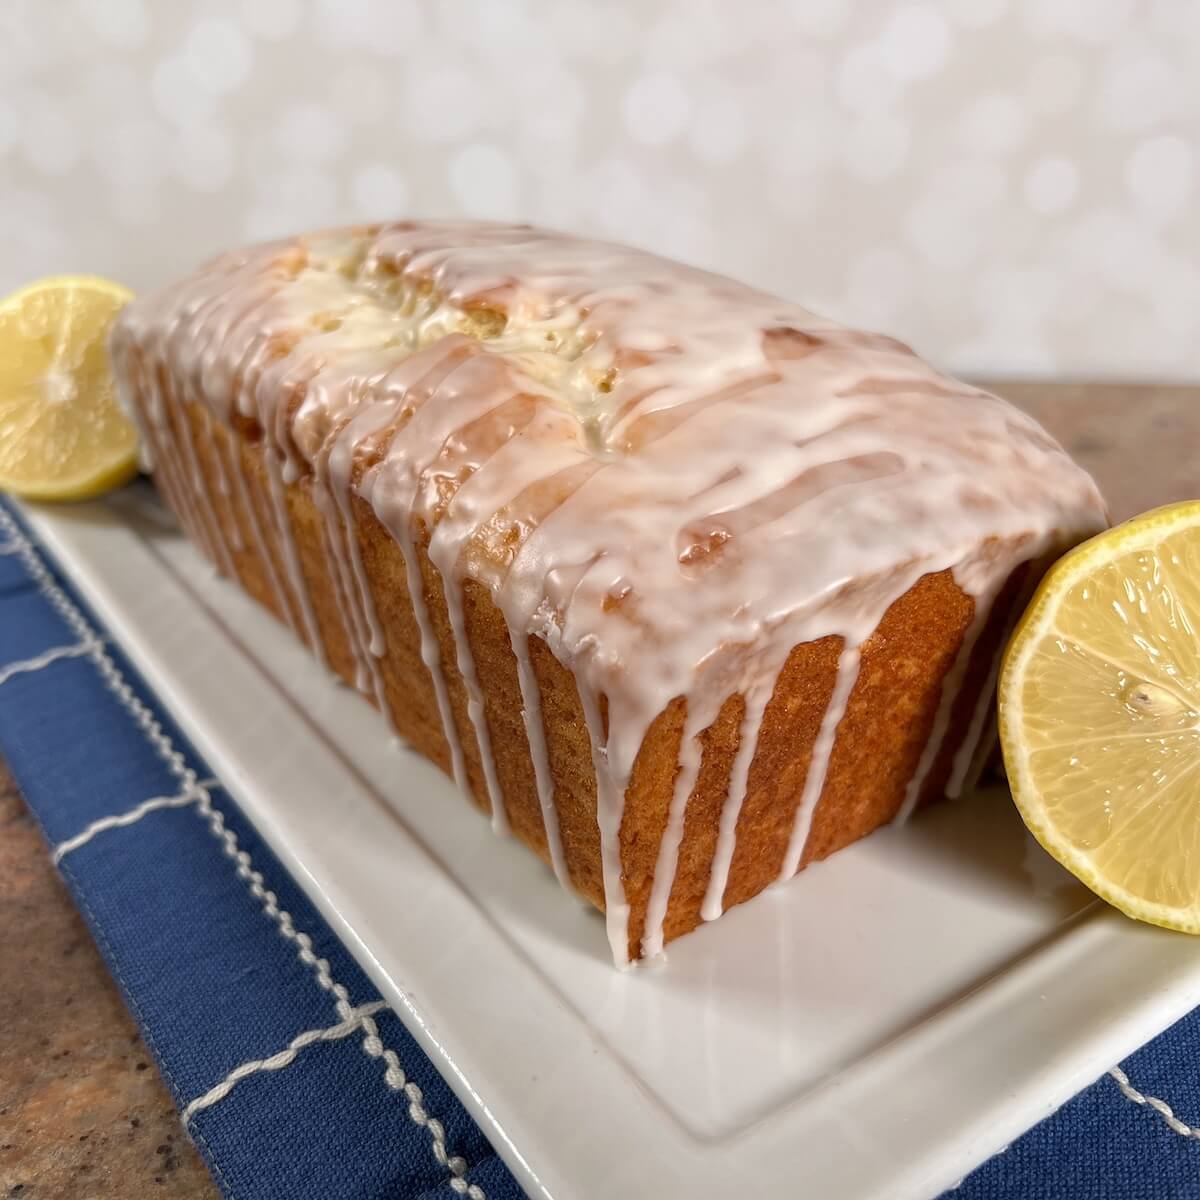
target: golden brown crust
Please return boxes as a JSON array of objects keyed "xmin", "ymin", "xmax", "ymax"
[{"xmin": 153, "ymin": 393, "xmax": 1024, "ymax": 959}]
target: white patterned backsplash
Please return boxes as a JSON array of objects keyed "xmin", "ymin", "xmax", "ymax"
[{"xmin": 1, "ymin": 0, "xmax": 1196, "ymax": 380}]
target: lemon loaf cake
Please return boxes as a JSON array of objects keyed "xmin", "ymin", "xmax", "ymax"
[{"xmin": 109, "ymin": 222, "xmax": 1107, "ymax": 964}]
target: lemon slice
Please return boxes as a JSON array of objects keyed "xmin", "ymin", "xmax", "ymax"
[
  {"xmin": 1000, "ymin": 501, "xmax": 1200, "ymax": 931},
  {"xmin": 0, "ymin": 274, "xmax": 139, "ymax": 501}
]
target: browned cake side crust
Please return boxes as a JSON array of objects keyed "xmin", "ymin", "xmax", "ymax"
[{"xmin": 143, "ymin": 391, "xmax": 1023, "ymax": 958}]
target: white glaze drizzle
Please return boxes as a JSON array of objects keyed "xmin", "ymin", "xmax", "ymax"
[
  {"xmin": 143, "ymin": 368, "xmax": 218, "ymax": 564},
  {"xmin": 579, "ymin": 679, "xmax": 634, "ymax": 965},
  {"xmin": 365, "ymin": 347, "xmax": 528, "ymax": 823},
  {"xmin": 111, "ymin": 221, "xmax": 1108, "ymax": 964},
  {"xmin": 222, "ymin": 433, "xmax": 294, "ymax": 631},
  {"xmin": 363, "ymin": 438, "xmax": 472, "ymax": 795},
  {"xmin": 324, "ymin": 489, "xmax": 390, "ymax": 711},
  {"xmin": 208, "ymin": 434, "xmax": 245, "ymax": 552},
  {"xmin": 508, "ymin": 626, "xmax": 571, "ymax": 889},
  {"xmin": 945, "ymin": 566, "xmax": 1041, "ymax": 799},
  {"xmin": 138, "ymin": 421, "xmax": 186, "ymax": 535},
  {"xmin": 168, "ymin": 377, "xmax": 238, "ymax": 579},
  {"xmin": 320, "ymin": 403, "xmax": 399, "ymax": 710},
  {"xmin": 315, "ymin": 493, "xmax": 369, "ymax": 688},
  {"xmin": 122, "ymin": 357, "xmax": 199, "ymax": 550},
  {"xmin": 263, "ymin": 446, "xmax": 327, "ymax": 668},
  {"xmin": 895, "ymin": 596, "xmax": 993, "ymax": 824},
  {"xmin": 960, "ymin": 722, "xmax": 1001, "ymax": 799},
  {"xmin": 131, "ymin": 393, "xmax": 191, "ymax": 540},
  {"xmin": 115, "ymin": 355, "xmax": 156, "ymax": 474},
  {"xmin": 415, "ymin": 393, "xmax": 592, "ymax": 839},
  {"xmin": 948, "ymin": 667, "xmax": 1000, "ymax": 800},
  {"xmin": 311, "ymin": 426, "xmax": 377, "ymax": 696},
  {"xmin": 778, "ymin": 643, "xmax": 865, "ymax": 882},
  {"xmin": 700, "ymin": 683, "xmax": 773, "ymax": 922},
  {"xmin": 328, "ymin": 414, "xmax": 389, "ymax": 659},
  {"xmin": 437, "ymin": 565, "xmax": 510, "ymax": 835},
  {"xmin": 642, "ymin": 706, "xmax": 707, "ymax": 958},
  {"xmin": 110, "ymin": 345, "xmax": 154, "ymax": 472}
]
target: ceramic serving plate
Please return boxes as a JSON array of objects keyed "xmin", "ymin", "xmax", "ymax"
[{"xmin": 22, "ymin": 487, "xmax": 1200, "ymax": 1200}]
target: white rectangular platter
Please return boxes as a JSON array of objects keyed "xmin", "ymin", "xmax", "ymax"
[{"xmin": 23, "ymin": 488, "xmax": 1200, "ymax": 1200}]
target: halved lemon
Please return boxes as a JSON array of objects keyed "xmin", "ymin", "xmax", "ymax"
[
  {"xmin": 1000, "ymin": 501, "xmax": 1200, "ymax": 931},
  {"xmin": 0, "ymin": 274, "xmax": 139, "ymax": 501}
]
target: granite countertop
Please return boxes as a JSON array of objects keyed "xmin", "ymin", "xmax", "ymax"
[
  {"xmin": 0, "ymin": 763, "xmax": 217, "ymax": 1200},
  {"xmin": 0, "ymin": 382, "xmax": 1196, "ymax": 1199},
  {"xmin": 988, "ymin": 381, "xmax": 1198, "ymax": 524}
]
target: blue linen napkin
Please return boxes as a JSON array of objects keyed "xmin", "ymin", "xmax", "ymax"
[
  {"xmin": 1, "ymin": 491, "xmax": 1198, "ymax": 1200},
  {"xmin": 0, "ymin": 496, "xmax": 522, "ymax": 1200}
]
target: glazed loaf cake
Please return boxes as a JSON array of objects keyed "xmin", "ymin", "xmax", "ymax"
[{"xmin": 110, "ymin": 222, "xmax": 1106, "ymax": 964}]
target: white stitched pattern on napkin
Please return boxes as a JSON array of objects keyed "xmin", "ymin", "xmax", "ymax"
[
  {"xmin": 0, "ymin": 638, "xmax": 102, "ymax": 687},
  {"xmin": 181, "ymin": 1001, "xmax": 389, "ymax": 1121},
  {"xmin": 1110, "ymin": 1067, "xmax": 1200, "ymax": 1140},
  {"xmin": 53, "ymin": 778, "xmax": 219, "ymax": 862}
]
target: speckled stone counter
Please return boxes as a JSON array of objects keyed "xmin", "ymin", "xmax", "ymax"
[
  {"xmin": 0, "ymin": 763, "xmax": 217, "ymax": 1199},
  {"xmin": 0, "ymin": 383, "xmax": 1195, "ymax": 1199},
  {"xmin": 992, "ymin": 382, "xmax": 1198, "ymax": 523}
]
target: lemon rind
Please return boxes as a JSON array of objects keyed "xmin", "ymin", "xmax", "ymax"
[{"xmin": 0, "ymin": 274, "xmax": 134, "ymax": 314}]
